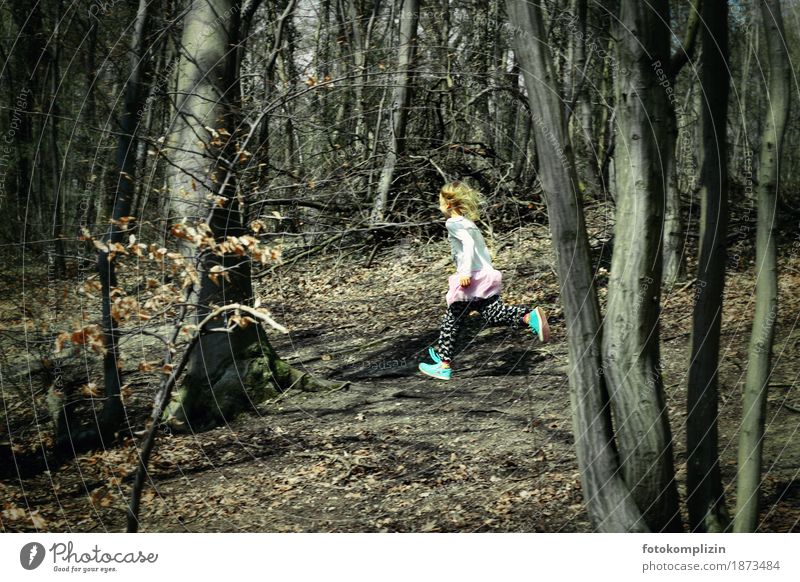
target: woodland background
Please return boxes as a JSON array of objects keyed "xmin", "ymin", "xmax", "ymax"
[{"xmin": 0, "ymin": 0, "xmax": 798, "ymax": 533}]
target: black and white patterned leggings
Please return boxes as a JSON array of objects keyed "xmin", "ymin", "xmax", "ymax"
[{"xmin": 433, "ymin": 294, "xmax": 529, "ymax": 363}]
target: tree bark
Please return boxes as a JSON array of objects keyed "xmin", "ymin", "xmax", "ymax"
[
  {"xmin": 101, "ymin": 0, "xmax": 149, "ymax": 430},
  {"xmin": 661, "ymin": 99, "xmax": 684, "ymax": 287},
  {"xmin": 566, "ymin": 0, "xmax": 602, "ymax": 196},
  {"xmin": 734, "ymin": 0, "xmax": 790, "ymax": 533},
  {"xmin": 597, "ymin": 33, "xmax": 616, "ymax": 200},
  {"xmin": 732, "ymin": 5, "xmax": 756, "ymax": 179},
  {"xmin": 164, "ymin": 0, "xmax": 255, "ymax": 428},
  {"xmin": 49, "ymin": 0, "xmax": 67, "ymax": 280},
  {"xmin": 344, "ymin": 0, "xmax": 382, "ymax": 158},
  {"xmin": 371, "ymin": 0, "xmax": 420, "ymax": 223},
  {"xmin": 603, "ymin": 0, "xmax": 682, "ymax": 533},
  {"xmin": 164, "ymin": 0, "xmax": 336, "ymax": 429},
  {"xmin": 506, "ymin": 0, "xmax": 646, "ymax": 532},
  {"xmin": 686, "ymin": 0, "xmax": 731, "ymax": 533},
  {"xmin": 662, "ymin": 0, "xmax": 701, "ymax": 287}
]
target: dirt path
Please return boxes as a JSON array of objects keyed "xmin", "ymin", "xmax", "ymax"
[
  {"xmin": 135, "ymin": 232, "xmax": 585, "ymax": 532},
  {"xmin": 1, "ymin": 217, "xmax": 798, "ymax": 532}
]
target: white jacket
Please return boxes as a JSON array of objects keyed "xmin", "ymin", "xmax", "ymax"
[{"xmin": 446, "ymin": 216, "xmax": 494, "ymax": 276}]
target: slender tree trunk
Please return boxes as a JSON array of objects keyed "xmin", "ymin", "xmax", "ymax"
[
  {"xmin": 734, "ymin": 0, "xmax": 790, "ymax": 533},
  {"xmin": 733, "ymin": 6, "xmax": 755, "ymax": 178},
  {"xmin": 603, "ymin": 0, "xmax": 682, "ymax": 533},
  {"xmin": 662, "ymin": 0, "xmax": 701, "ymax": 287},
  {"xmin": 49, "ymin": 0, "xmax": 67, "ymax": 279},
  {"xmin": 256, "ymin": 0, "xmax": 298, "ymax": 175},
  {"xmin": 686, "ymin": 0, "xmax": 731, "ymax": 533},
  {"xmin": 661, "ymin": 102, "xmax": 684, "ymax": 286},
  {"xmin": 512, "ymin": 99, "xmax": 531, "ymax": 180},
  {"xmin": 99, "ymin": 0, "xmax": 150, "ymax": 440},
  {"xmin": 276, "ymin": 34, "xmax": 300, "ymax": 168},
  {"xmin": 344, "ymin": 0, "xmax": 381, "ymax": 157},
  {"xmin": 597, "ymin": 36, "xmax": 615, "ymax": 200},
  {"xmin": 506, "ymin": 0, "xmax": 646, "ymax": 532},
  {"xmin": 567, "ymin": 0, "xmax": 601, "ymax": 195},
  {"xmin": 81, "ymin": 20, "xmax": 100, "ymax": 231},
  {"xmin": 371, "ymin": 0, "xmax": 420, "ymax": 223}
]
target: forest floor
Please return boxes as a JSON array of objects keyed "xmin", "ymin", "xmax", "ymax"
[{"xmin": 1, "ymin": 203, "xmax": 799, "ymax": 532}]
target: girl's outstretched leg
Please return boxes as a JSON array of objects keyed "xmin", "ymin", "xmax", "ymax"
[
  {"xmin": 479, "ymin": 295, "xmax": 550, "ymax": 342},
  {"xmin": 434, "ymin": 301, "xmax": 470, "ymax": 362},
  {"xmin": 479, "ymin": 295, "xmax": 529, "ymax": 327}
]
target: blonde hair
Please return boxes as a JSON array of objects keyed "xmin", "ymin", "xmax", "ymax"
[{"xmin": 439, "ymin": 180, "xmax": 482, "ymax": 221}]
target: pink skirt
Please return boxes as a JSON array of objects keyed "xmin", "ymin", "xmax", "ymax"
[{"xmin": 446, "ymin": 267, "xmax": 503, "ymax": 306}]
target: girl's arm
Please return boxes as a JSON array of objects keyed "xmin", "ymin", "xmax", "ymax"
[{"xmin": 448, "ymin": 221, "xmax": 475, "ymax": 276}]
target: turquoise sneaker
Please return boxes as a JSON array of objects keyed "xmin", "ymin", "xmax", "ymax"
[
  {"xmin": 419, "ymin": 360, "xmax": 452, "ymax": 380},
  {"xmin": 528, "ymin": 306, "xmax": 551, "ymax": 343}
]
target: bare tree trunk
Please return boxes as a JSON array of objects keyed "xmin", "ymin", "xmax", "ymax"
[
  {"xmin": 49, "ymin": 0, "xmax": 67, "ymax": 279},
  {"xmin": 344, "ymin": 0, "xmax": 381, "ymax": 158},
  {"xmin": 256, "ymin": 0, "xmax": 298, "ymax": 178},
  {"xmin": 371, "ymin": 0, "xmax": 419, "ymax": 223},
  {"xmin": 81, "ymin": 20, "xmax": 100, "ymax": 231},
  {"xmin": 512, "ymin": 96, "xmax": 531, "ymax": 180},
  {"xmin": 567, "ymin": 0, "xmax": 601, "ymax": 195},
  {"xmin": 661, "ymin": 101, "xmax": 684, "ymax": 286},
  {"xmin": 49, "ymin": 71, "xmax": 66, "ymax": 279},
  {"xmin": 662, "ymin": 0, "xmax": 701, "ymax": 287},
  {"xmin": 597, "ymin": 34, "xmax": 615, "ymax": 200},
  {"xmin": 506, "ymin": 0, "xmax": 646, "ymax": 532},
  {"xmin": 732, "ymin": 5, "xmax": 756, "ymax": 178},
  {"xmin": 164, "ymin": 0, "xmax": 255, "ymax": 428},
  {"xmin": 686, "ymin": 0, "xmax": 731, "ymax": 533},
  {"xmin": 488, "ymin": 0, "xmax": 505, "ymax": 158},
  {"xmin": 164, "ymin": 0, "xmax": 335, "ymax": 429},
  {"xmin": 603, "ymin": 0, "xmax": 682, "ymax": 533},
  {"xmin": 734, "ymin": 0, "xmax": 790, "ymax": 533},
  {"xmin": 99, "ymin": 0, "xmax": 150, "ymax": 436}
]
